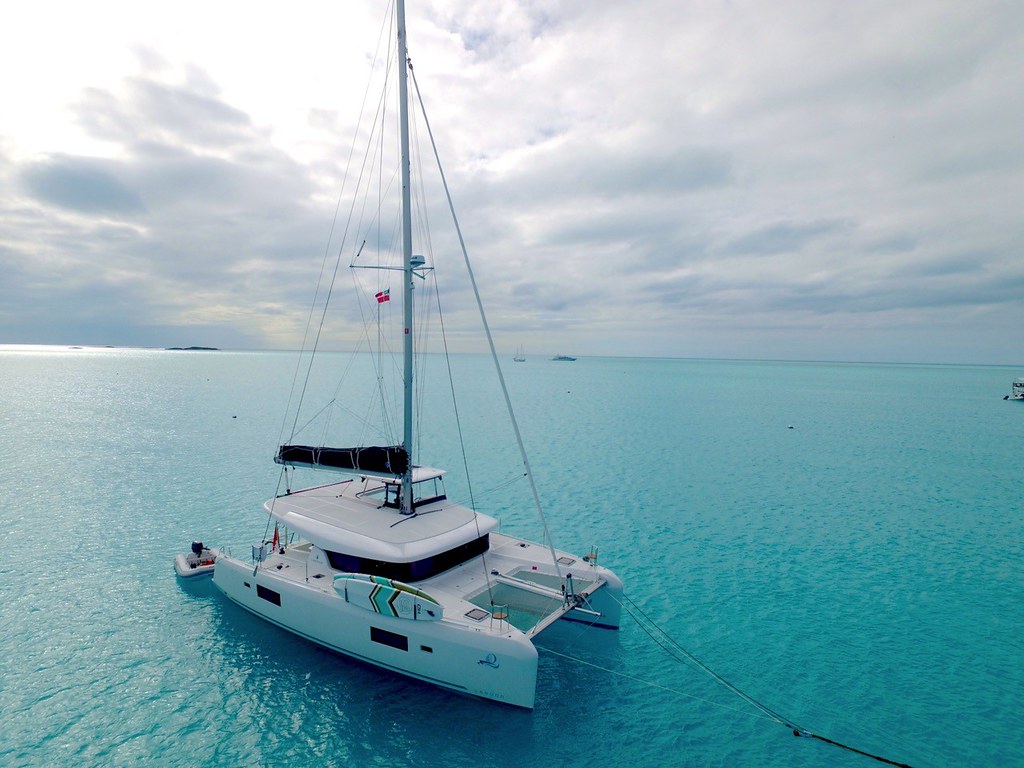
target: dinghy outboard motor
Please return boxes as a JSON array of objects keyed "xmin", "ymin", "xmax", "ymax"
[{"xmin": 192, "ymin": 541, "xmax": 205, "ymax": 556}]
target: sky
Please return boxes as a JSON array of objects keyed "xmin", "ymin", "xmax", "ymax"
[{"xmin": 1, "ymin": 0, "xmax": 1022, "ymax": 364}]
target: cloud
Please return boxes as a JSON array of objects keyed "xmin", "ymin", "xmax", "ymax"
[
  {"xmin": 718, "ymin": 220, "xmax": 849, "ymax": 258},
  {"xmin": 0, "ymin": 1, "xmax": 1022, "ymax": 364},
  {"xmin": 75, "ymin": 76, "xmax": 254, "ymax": 153},
  {"xmin": 20, "ymin": 157, "xmax": 145, "ymax": 215},
  {"xmin": 0, "ymin": 64, "xmax": 334, "ymax": 349}
]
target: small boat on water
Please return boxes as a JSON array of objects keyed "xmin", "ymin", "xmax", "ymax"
[
  {"xmin": 513, "ymin": 345, "xmax": 526, "ymax": 362},
  {"xmin": 1005, "ymin": 378, "xmax": 1024, "ymax": 400},
  {"xmin": 551, "ymin": 354, "xmax": 576, "ymax": 362},
  {"xmin": 174, "ymin": 541, "xmax": 219, "ymax": 578}
]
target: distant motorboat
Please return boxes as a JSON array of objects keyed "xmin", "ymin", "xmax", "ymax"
[
  {"xmin": 1005, "ymin": 377, "xmax": 1024, "ymax": 400},
  {"xmin": 551, "ymin": 354, "xmax": 576, "ymax": 362}
]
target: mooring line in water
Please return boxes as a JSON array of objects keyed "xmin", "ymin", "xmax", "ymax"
[
  {"xmin": 797, "ymin": 732, "xmax": 914, "ymax": 768},
  {"xmin": 545, "ymin": 593, "xmax": 913, "ymax": 767},
  {"xmin": 617, "ymin": 594, "xmax": 915, "ymax": 767},
  {"xmin": 619, "ymin": 594, "xmax": 797, "ymax": 725},
  {"xmin": 536, "ymin": 645, "xmax": 780, "ymax": 724}
]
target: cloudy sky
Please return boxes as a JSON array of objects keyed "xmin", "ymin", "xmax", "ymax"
[{"xmin": 1, "ymin": 0, "xmax": 1021, "ymax": 364}]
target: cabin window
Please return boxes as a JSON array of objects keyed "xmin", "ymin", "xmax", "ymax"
[
  {"xmin": 377, "ymin": 477, "xmax": 448, "ymax": 510},
  {"xmin": 371, "ymin": 627, "xmax": 408, "ymax": 651},
  {"xmin": 413, "ymin": 476, "xmax": 447, "ymax": 507},
  {"xmin": 257, "ymin": 585, "xmax": 281, "ymax": 606},
  {"xmin": 325, "ymin": 534, "xmax": 488, "ymax": 582}
]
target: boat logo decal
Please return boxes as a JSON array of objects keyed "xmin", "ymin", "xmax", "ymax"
[{"xmin": 478, "ymin": 653, "xmax": 500, "ymax": 669}]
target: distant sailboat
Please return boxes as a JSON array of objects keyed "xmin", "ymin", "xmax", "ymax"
[{"xmin": 514, "ymin": 345, "xmax": 526, "ymax": 362}]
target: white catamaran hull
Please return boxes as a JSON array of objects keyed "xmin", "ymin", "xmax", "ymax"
[{"xmin": 212, "ymin": 555, "xmax": 540, "ymax": 708}]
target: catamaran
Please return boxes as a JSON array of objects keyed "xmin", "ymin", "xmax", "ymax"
[
  {"xmin": 179, "ymin": 0, "xmax": 621, "ymax": 709},
  {"xmin": 1007, "ymin": 378, "xmax": 1024, "ymax": 401}
]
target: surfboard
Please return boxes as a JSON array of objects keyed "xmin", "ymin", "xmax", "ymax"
[{"xmin": 334, "ymin": 574, "xmax": 442, "ymax": 621}]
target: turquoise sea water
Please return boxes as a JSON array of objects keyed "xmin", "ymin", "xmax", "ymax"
[{"xmin": 1, "ymin": 346, "xmax": 1021, "ymax": 767}]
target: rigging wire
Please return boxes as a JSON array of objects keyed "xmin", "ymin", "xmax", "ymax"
[
  {"xmin": 408, "ymin": 96, "xmax": 435, "ymax": 462},
  {"xmin": 263, "ymin": 6, "xmax": 396, "ymax": 546},
  {"xmin": 407, "ymin": 59, "xmax": 564, "ymax": 581},
  {"xmin": 286, "ymin": 0, "xmax": 403, "ymax": 454},
  {"xmin": 350, "ymin": 267, "xmax": 401, "ymax": 445},
  {"xmin": 429, "ymin": 268, "xmax": 496, "ymax": 608},
  {"xmin": 280, "ymin": 7, "xmax": 395, "ymax": 452}
]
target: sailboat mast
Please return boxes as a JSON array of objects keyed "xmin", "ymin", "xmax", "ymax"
[{"xmin": 396, "ymin": 0, "xmax": 415, "ymax": 514}]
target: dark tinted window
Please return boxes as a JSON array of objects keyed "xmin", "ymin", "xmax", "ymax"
[
  {"xmin": 326, "ymin": 534, "xmax": 488, "ymax": 581},
  {"xmin": 257, "ymin": 585, "xmax": 281, "ymax": 606},
  {"xmin": 371, "ymin": 627, "xmax": 408, "ymax": 651}
]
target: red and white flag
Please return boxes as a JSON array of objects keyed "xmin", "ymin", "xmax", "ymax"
[{"xmin": 375, "ymin": 289, "xmax": 390, "ymax": 303}]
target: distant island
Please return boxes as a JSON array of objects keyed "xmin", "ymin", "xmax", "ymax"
[{"xmin": 164, "ymin": 346, "xmax": 219, "ymax": 351}]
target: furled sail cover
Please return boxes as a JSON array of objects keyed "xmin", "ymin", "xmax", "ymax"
[{"xmin": 275, "ymin": 445, "xmax": 409, "ymax": 476}]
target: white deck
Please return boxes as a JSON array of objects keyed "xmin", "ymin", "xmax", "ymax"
[{"xmin": 265, "ymin": 478, "xmax": 499, "ymax": 561}]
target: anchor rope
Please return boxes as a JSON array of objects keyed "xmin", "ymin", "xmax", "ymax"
[
  {"xmin": 618, "ymin": 593, "xmax": 797, "ymax": 726},
  {"xmin": 536, "ymin": 645, "xmax": 778, "ymax": 723},
  {"xmin": 617, "ymin": 593, "xmax": 914, "ymax": 767},
  {"xmin": 540, "ymin": 592, "xmax": 914, "ymax": 768}
]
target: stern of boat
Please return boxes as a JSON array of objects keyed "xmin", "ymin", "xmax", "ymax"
[{"xmin": 568, "ymin": 564, "xmax": 622, "ymax": 629}]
